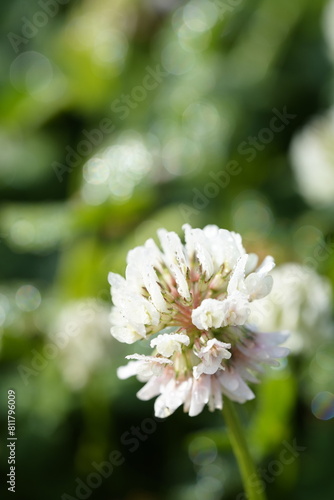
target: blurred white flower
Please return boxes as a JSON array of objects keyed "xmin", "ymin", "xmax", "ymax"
[
  {"xmin": 109, "ymin": 225, "xmax": 289, "ymax": 417},
  {"xmin": 249, "ymin": 264, "xmax": 333, "ymax": 353},
  {"xmin": 323, "ymin": 0, "xmax": 334, "ymax": 61},
  {"xmin": 290, "ymin": 108, "xmax": 334, "ymax": 207},
  {"xmin": 50, "ymin": 299, "xmax": 111, "ymax": 389}
]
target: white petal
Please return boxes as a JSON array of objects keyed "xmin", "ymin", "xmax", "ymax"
[
  {"xmin": 144, "ymin": 238, "xmax": 165, "ymax": 269},
  {"xmin": 158, "ymin": 229, "xmax": 190, "ymax": 300},
  {"xmin": 154, "ymin": 377, "xmax": 192, "ymax": 418},
  {"xmin": 118, "ymin": 293, "xmax": 160, "ymax": 333},
  {"xmin": 126, "ymin": 247, "xmax": 168, "ymax": 313},
  {"xmin": 257, "ymin": 255, "xmax": 275, "ymax": 275},
  {"xmin": 193, "ymin": 363, "xmax": 205, "ymax": 379},
  {"xmin": 202, "ymin": 225, "xmax": 219, "ymax": 238},
  {"xmin": 214, "ymin": 229, "xmax": 246, "ymax": 270},
  {"xmin": 137, "ymin": 376, "xmax": 164, "ymax": 401},
  {"xmin": 209, "ymin": 376, "xmax": 223, "ymax": 411},
  {"xmin": 183, "ymin": 224, "xmax": 215, "ymax": 279},
  {"xmin": 191, "ymin": 298, "xmax": 226, "ymax": 330},
  {"xmin": 201, "ymin": 338, "xmax": 231, "ymax": 354},
  {"xmin": 108, "ymin": 272, "xmax": 126, "ymax": 288},
  {"xmin": 117, "ymin": 361, "xmax": 142, "ymax": 379},
  {"xmin": 117, "ymin": 355, "xmax": 172, "ymax": 382},
  {"xmin": 110, "ymin": 325, "xmax": 144, "ymax": 344},
  {"xmin": 227, "ymin": 254, "xmax": 248, "ymax": 295},
  {"xmin": 245, "ymin": 274, "xmax": 273, "ymax": 300},
  {"xmin": 158, "ymin": 229, "xmax": 188, "ymax": 273},
  {"xmin": 193, "ymin": 338, "xmax": 231, "ymax": 378},
  {"xmin": 125, "ymin": 353, "xmax": 173, "ymax": 364},
  {"xmin": 150, "ymin": 333, "xmax": 190, "ymax": 357},
  {"xmin": 220, "ymin": 292, "xmax": 250, "ymax": 327},
  {"xmin": 244, "ymin": 256, "xmax": 275, "ymax": 300},
  {"xmin": 189, "ymin": 375, "xmax": 211, "ymax": 417},
  {"xmin": 245, "ymin": 253, "xmax": 259, "ymax": 274}
]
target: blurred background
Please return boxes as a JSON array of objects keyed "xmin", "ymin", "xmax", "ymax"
[{"xmin": 1, "ymin": 0, "xmax": 334, "ymax": 499}]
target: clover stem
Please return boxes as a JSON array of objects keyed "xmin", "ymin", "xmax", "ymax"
[{"xmin": 223, "ymin": 399, "xmax": 266, "ymax": 500}]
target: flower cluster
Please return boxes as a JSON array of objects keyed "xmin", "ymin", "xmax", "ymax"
[{"xmin": 109, "ymin": 225, "xmax": 289, "ymax": 417}]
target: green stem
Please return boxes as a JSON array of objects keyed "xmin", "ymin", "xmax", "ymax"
[{"xmin": 223, "ymin": 399, "xmax": 266, "ymax": 500}]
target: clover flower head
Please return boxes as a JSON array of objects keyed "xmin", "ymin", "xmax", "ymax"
[{"xmin": 109, "ymin": 225, "xmax": 289, "ymax": 417}]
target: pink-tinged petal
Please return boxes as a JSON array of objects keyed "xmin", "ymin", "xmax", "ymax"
[
  {"xmin": 154, "ymin": 378, "xmax": 192, "ymax": 418},
  {"xmin": 137, "ymin": 375, "xmax": 166, "ymax": 401},
  {"xmin": 219, "ymin": 369, "xmax": 255, "ymax": 403},
  {"xmin": 218, "ymin": 370, "xmax": 240, "ymax": 392},
  {"xmin": 266, "ymin": 346, "xmax": 290, "ymax": 359},
  {"xmin": 233, "ymin": 362, "xmax": 260, "ymax": 383},
  {"xmin": 208, "ymin": 376, "xmax": 223, "ymax": 412},
  {"xmin": 257, "ymin": 330, "xmax": 290, "ymax": 345},
  {"xmin": 193, "ymin": 338, "xmax": 231, "ymax": 378}
]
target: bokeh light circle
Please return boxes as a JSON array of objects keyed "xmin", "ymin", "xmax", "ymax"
[
  {"xmin": 232, "ymin": 192, "xmax": 273, "ymax": 238},
  {"xmin": 0, "ymin": 294, "xmax": 10, "ymax": 327},
  {"xmin": 162, "ymin": 42, "xmax": 195, "ymax": 75},
  {"xmin": 10, "ymin": 51, "xmax": 54, "ymax": 95},
  {"xmin": 311, "ymin": 391, "xmax": 334, "ymax": 420},
  {"xmin": 83, "ymin": 158, "xmax": 110, "ymax": 185},
  {"xmin": 15, "ymin": 285, "xmax": 41, "ymax": 312},
  {"xmin": 10, "ymin": 219, "xmax": 36, "ymax": 248},
  {"xmin": 188, "ymin": 436, "xmax": 217, "ymax": 465}
]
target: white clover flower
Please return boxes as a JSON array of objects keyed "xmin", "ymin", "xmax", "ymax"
[
  {"xmin": 109, "ymin": 225, "xmax": 289, "ymax": 417},
  {"xmin": 50, "ymin": 299, "xmax": 111, "ymax": 390},
  {"xmin": 289, "ymin": 108, "xmax": 334, "ymax": 207},
  {"xmin": 249, "ymin": 263, "xmax": 333, "ymax": 353}
]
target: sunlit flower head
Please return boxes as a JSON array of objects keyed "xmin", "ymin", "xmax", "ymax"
[{"xmin": 109, "ymin": 225, "xmax": 289, "ymax": 417}]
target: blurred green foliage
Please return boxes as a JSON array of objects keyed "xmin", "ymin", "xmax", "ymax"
[{"xmin": 1, "ymin": 0, "xmax": 334, "ymax": 499}]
